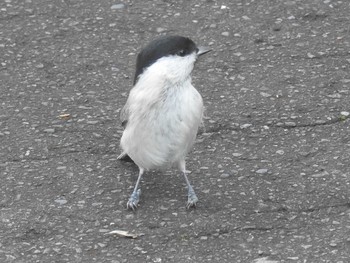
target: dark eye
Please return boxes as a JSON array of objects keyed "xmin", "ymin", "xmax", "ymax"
[{"xmin": 176, "ymin": 49, "xmax": 186, "ymax": 57}]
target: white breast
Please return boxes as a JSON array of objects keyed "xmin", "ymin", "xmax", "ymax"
[{"xmin": 120, "ymin": 57, "xmax": 203, "ymax": 170}]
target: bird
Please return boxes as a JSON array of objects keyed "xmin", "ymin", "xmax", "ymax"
[{"xmin": 118, "ymin": 35, "xmax": 211, "ymax": 210}]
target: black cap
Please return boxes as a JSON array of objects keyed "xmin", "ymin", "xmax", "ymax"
[{"xmin": 133, "ymin": 35, "xmax": 198, "ymax": 85}]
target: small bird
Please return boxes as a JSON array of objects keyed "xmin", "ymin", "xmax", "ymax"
[{"xmin": 118, "ymin": 35, "xmax": 211, "ymax": 210}]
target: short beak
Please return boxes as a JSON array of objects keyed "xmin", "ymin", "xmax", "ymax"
[{"xmin": 197, "ymin": 46, "xmax": 212, "ymax": 56}]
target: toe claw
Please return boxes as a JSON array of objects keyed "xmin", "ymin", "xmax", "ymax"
[
  {"xmin": 186, "ymin": 194, "xmax": 198, "ymax": 209},
  {"xmin": 186, "ymin": 199, "xmax": 198, "ymax": 209},
  {"xmin": 126, "ymin": 189, "xmax": 141, "ymax": 210},
  {"xmin": 126, "ymin": 201, "xmax": 136, "ymax": 211}
]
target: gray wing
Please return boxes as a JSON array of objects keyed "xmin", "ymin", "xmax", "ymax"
[
  {"xmin": 120, "ymin": 103, "xmax": 129, "ymax": 128},
  {"xmin": 118, "ymin": 102, "xmax": 135, "ymax": 163}
]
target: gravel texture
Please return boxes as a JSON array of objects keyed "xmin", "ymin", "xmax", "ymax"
[{"xmin": 1, "ymin": 0, "xmax": 350, "ymax": 262}]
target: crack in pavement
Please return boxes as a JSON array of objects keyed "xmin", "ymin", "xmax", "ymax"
[
  {"xmin": 256, "ymin": 202, "xmax": 350, "ymax": 214},
  {"xmin": 271, "ymin": 117, "xmax": 346, "ymax": 129},
  {"xmin": 191, "ymin": 202, "xmax": 350, "ymax": 240},
  {"xmin": 201, "ymin": 116, "xmax": 347, "ymax": 135}
]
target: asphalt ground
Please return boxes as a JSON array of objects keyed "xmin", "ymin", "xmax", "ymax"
[{"xmin": 1, "ymin": 0, "xmax": 350, "ymax": 262}]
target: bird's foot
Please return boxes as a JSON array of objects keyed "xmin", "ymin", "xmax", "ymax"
[
  {"xmin": 186, "ymin": 186, "xmax": 198, "ymax": 209},
  {"xmin": 127, "ymin": 189, "xmax": 141, "ymax": 210}
]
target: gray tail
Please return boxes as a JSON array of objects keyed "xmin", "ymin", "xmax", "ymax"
[{"xmin": 117, "ymin": 152, "xmax": 134, "ymax": 163}]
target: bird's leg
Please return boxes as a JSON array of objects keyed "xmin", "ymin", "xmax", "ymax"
[
  {"xmin": 183, "ymin": 171, "xmax": 198, "ymax": 208},
  {"xmin": 127, "ymin": 168, "xmax": 144, "ymax": 210},
  {"xmin": 179, "ymin": 161, "xmax": 198, "ymax": 209}
]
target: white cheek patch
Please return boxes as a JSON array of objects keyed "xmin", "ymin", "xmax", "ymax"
[{"xmin": 142, "ymin": 53, "xmax": 197, "ymax": 84}]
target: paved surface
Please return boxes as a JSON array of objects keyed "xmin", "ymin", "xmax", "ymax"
[{"xmin": 1, "ymin": 0, "xmax": 350, "ymax": 262}]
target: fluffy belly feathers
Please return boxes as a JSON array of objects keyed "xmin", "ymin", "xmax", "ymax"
[{"xmin": 121, "ymin": 85, "xmax": 203, "ymax": 170}]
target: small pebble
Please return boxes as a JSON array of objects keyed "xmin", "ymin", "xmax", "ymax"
[
  {"xmin": 87, "ymin": 120, "xmax": 98, "ymax": 124},
  {"xmin": 311, "ymin": 170, "xmax": 329, "ymax": 177},
  {"xmin": 256, "ymin": 169, "xmax": 268, "ymax": 174},
  {"xmin": 156, "ymin": 27, "xmax": 166, "ymax": 33},
  {"xmin": 285, "ymin": 122, "xmax": 296, "ymax": 127},
  {"xmin": 260, "ymin": 92, "xmax": 272, "ymax": 98},
  {"xmin": 55, "ymin": 198, "xmax": 67, "ymax": 205},
  {"xmin": 221, "ymin": 32, "xmax": 230, "ymax": 37},
  {"xmin": 220, "ymin": 173, "xmax": 230, "ymax": 178},
  {"xmin": 253, "ymin": 257, "xmax": 279, "ymax": 263},
  {"xmin": 241, "ymin": 124, "xmax": 252, "ymax": 129},
  {"xmin": 301, "ymin": 244, "xmax": 312, "ymax": 249},
  {"xmin": 276, "ymin": 150, "xmax": 284, "ymax": 155},
  {"xmin": 44, "ymin": 128, "xmax": 55, "ymax": 133},
  {"xmin": 111, "ymin": 3, "xmax": 125, "ymax": 10}
]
